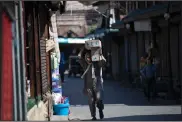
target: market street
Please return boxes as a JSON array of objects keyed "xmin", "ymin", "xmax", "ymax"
[{"xmin": 62, "ymin": 76, "xmax": 181, "ymax": 121}]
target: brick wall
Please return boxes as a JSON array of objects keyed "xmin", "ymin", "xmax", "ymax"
[{"xmin": 56, "ymin": 1, "xmax": 100, "ymax": 37}]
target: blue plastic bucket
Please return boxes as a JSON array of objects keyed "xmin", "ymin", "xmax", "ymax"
[{"xmin": 53, "ymin": 103, "xmax": 70, "ymax": 116}]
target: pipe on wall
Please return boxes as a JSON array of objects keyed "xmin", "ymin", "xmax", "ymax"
[
  {"xmin": 12, "ymin": 21, "xmax": 18, "ymax": 121},
  {"xmin": 13, "ymin": 1, "xmax": 27, "ymax": 120},
  {"xmin": 180, "ymin": 2, "xmax": 182, "ymax": 114},
  {"xmin": 15, "ymin": 2, "xmax": 23, "ymax": 120},
  {"xmin": 18, "ymin": 1, "xmax": 28, "ymax": 120}
]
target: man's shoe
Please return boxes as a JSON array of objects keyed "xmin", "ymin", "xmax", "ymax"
[
  {"xmin": 99, "ymin": 110, "xmax": 104, "ymax": 119},
  {"xmin": 92, "ymin": 116, "xmax": 97, "ymax": 121}
]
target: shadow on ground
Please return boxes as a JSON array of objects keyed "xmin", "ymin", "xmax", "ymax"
[
  {"xmin": 81, "ymin": 114, "xmax": 182, "ymax": 121},
  {"xmin": 63, "ymin": 76, "xmax": 180, "ymax": 106}
]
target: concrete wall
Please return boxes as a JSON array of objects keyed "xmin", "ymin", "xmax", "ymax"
[
  {"xmin": 65, "ymin": 1, "xmax": 94, "ymax": 11},
  {"xmin": 56, "ymin": 1, "xmax": 100, "ymax": 37},
  {"xmin": 57, "ymin": 25, "xmax": 86, "ymax": 37},
  {"xmin": 27, "ymin": 93, "xmax": 53, "ymax": 121},
  {"xmin": 27, "ymin": 101, "xmax": 49, "ymax": 121}
]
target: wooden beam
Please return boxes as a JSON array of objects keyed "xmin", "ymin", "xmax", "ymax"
[
  {"xmin": 57, "ymin": 21, "xmax": 85, "ymax": 26},
  {"xmin": 33, "ymin": 3, "xmax": 41, "ymax": 97}
]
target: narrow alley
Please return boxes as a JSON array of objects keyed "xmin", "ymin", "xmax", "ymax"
[
  {"xmin": 1, "ymin": 1, "xmax": 182, "ymax": 121},
  {"xmin": 62, "ymin": 77, "xmax": 181, "ymax": 121}
]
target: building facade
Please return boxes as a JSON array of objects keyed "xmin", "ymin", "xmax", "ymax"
[
  {"xmin": 0, "ymin": 1, "xmax": 27, "ymax": 120},
  {"xmin": 111, "ymin": 1, "xmax": 181, "ymax": 106},
  {"xmin": 0, "ymin": 1, "xmax": 65, "ymax": 121},
  {"xmin": 88, "ymin": 1, "xmax": 181, "ymax": 106}
]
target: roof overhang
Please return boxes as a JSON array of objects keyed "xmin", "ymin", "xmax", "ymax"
[
  {"xmin": 111, "ymin": 2, "xmax": 181, "ymax": 31},
  {"xmin": 86, "ymin": 28, "xmax": 119, "ymax": 39},
  {"xmin": 123, "ymin": 2, "xmax": 181, "ymax": 23},
  {"xmin": 56, "ymin": 37, "xmax": 90, "ymax": 44}
]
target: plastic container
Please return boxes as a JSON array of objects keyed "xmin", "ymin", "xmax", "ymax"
[
  {"xmin": 52, "ymin": 88, "xmax": 62, "ymax": 93},
  {"xmin": 52, "ymin": 77, "xmax": 59, "ymax": 82},
  {"xmin": 52, "ymin": 72, "xmax": 60, "ymax": 82},
  {"xmin": 64, "ymin": 97, "xmax": 69, "ymax": 104},
  {"xmin": 52, "ymin": 81, "xmax": 58, "ymax": 87},
  {"xmin": 53, "ymin": 103, "xmax": 70, "ymax": 116}
]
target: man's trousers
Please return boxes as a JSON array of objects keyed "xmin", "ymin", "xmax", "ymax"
[
  {"xmin": 87, "ymin": 86, "xmax": 104, "ymax": 117},
  {"xmin": 87, "ymin": 63, "xmax": 104, "ymax": 117}
]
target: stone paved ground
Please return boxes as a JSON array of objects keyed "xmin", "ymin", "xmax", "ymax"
[
  {"xmin": 58, "ymin": 76, "xmax": 181, "ymax": 121},
  {"xmin": 51, "ymin": 115, "xmax": 68, "ymax": 121}
]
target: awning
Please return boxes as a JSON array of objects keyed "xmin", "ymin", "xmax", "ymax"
[
  {"xmin": 86, "ymin": 28, "xmax": 119, "ymax": 39},
  {"xmin": 86, "ymin": 28, "xmax": 105, "ymax": 38},
  {"xmin": 123, "ymin": 2, "xmax": 180, "ymax": 23},
  {"xmin": 55, "ymin": 37, "xmax": 90, "ymax": 44},
  {"xmin": 111, "ymin": 2, "xmax": 180, "ymax": 29},
  {"xmin": 46, "ymin": 39, "xmax": 55, "ymax": 52}
]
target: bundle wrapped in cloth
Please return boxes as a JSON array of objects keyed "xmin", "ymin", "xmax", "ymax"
[{"xmin": 52, "ymin": 92, "xmax": 62, "ymax": 105}]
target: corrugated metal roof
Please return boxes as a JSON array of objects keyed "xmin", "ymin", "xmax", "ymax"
[
  {"xmin": 123, "ymin": 3, "xmax": 168, "ymax": 21},
  {"xmin": 123, "ymin": 2, "xmax": 180, "ymax": 22},
  {"xmin": 111, "ymin": 2, "xmax": 180, "ymax": 28}
]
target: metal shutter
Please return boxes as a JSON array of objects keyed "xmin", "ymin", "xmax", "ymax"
[
  {"xmin": 0, "ymin": 10, "xmax": 13, "ymax": 121},
  {"xmin": 40, "ymin": 39, "xmax": 48, "ymax": 94}
]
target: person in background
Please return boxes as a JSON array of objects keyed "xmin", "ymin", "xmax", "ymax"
[
  {"xmin": 68, "ymin": 49, "xmax": 77, "ymax": 77},
  {"xmin": 139, "ymin": 53, "xmax": 148, "ymax": 81},
  {"xmin": 139, "ymin": 55, "xmax": 147, "ymax": 88},
  {"xmin": 140, "ymin": 56, "xmax": 146, "ymax": 70},
  {"xmin": 140, "ymin": 58, "xmax": 156, "ymax": 101},
  {"xmin": 59, "ymin": 52, "xmax": 65, "ymax": 84}
]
